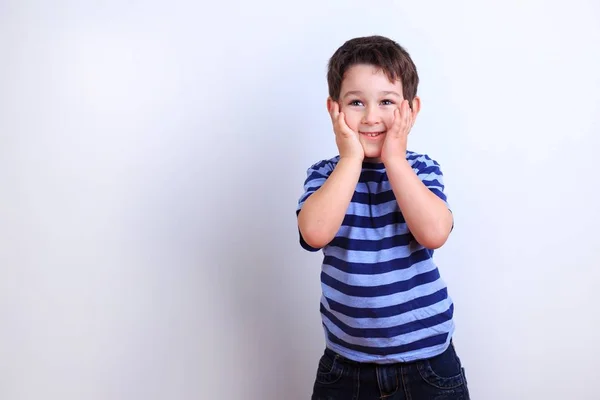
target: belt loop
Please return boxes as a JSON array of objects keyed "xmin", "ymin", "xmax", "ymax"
[{"xmin": 376, "ymin": 364, "xmax": 399, "ymax": 397}]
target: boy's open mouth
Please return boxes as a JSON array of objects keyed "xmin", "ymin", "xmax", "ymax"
[{"xmin": 360, "ymin": 131, "xmax": 386, "ymax": 138}]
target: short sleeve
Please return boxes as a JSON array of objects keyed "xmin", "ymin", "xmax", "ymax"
[
  {"xmin": 412, "ymin": 154, "xmax": 454, "ymax": 231},
  {"xmin": 411, "ymin": 155, "xmax": 450, "ymax": 208},
  {"xmin": 296, "ymin": 158, "xmax": 337, "ymax": 251}
]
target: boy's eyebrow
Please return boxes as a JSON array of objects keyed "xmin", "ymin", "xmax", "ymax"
[
  {"xmin": 342, "ymin": 90, "xmax": 363, "ymax": 98},
  {"xmin": 342, "ymin": 90, "xmax": 402, "ymax": 98}
]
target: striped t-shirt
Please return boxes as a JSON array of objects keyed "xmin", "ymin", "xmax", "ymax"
[{"xmin": 296, "ymin": 151, "xmax": 455, "ymax": 363}]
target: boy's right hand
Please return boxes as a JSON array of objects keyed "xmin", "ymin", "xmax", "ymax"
[{"xmin": 329, "ymin": 101, "xmax": 364, "ymax": 161}]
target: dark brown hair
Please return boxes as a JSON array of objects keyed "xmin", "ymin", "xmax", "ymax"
[{"xmin": 327, "ymin": 35, "xmax": 419, "ymax": 103}]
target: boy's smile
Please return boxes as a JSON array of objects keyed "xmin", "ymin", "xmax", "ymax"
[{"xmin": 359, "ymin": 130, "xmax": 386, "ymax": 138}]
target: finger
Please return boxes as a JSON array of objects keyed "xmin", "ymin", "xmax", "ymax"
[
  {"xmin": 337, "ymin": 111, "xmax": 348, "ymax": 133},
  {"xmin": 329, "ymin": 103, "xmax": 340, "ymax": 132},
  {"xmin": 338, "ymin": 111, "xmax": 357, "ymax": 137},
  {"xmin": 406, "ymin": 101, "xmax": 416, "ymax": 131},
  {"xmin": 398, "ymin": 100, "xmax": 408, "ymax": 128},
  {"xmin": 392, "ymin": 107, "xmax": 402, "ymax": 134}
]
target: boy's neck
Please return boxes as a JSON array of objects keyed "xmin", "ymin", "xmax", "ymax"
[
  {"xmin": 362, "ymin": 157, "xmax": 385, "ymax": 168},
  {"xmin": 363, "ymin": 157, "xmax": 382, "ymax": 164}
]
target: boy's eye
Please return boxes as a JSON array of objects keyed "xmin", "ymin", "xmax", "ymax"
[{"xmin": 347, "ymin": 99, "xmax": 395, "ymax": 106}]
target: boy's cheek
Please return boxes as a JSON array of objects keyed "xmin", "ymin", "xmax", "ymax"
[
  {"xmin": 342, "ymin": 113, "xmax": 360, "ymax": 130},
  {"xmin": 384, "ymin": 114, "xmax": 396, "ymax": 129}
]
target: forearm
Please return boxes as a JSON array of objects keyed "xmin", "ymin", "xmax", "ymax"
[
  {"xmin": 298, "ymin": 157, "xmax": 362, "ymax": 248},
  {"xmin": 384, "ymin": 158, "xmax": 453, "ymax": 249}
]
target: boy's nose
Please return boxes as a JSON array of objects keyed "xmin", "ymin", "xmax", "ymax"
[{"xmin": 362, "ymin": 107, "xmax": 380, "ymax": 125}]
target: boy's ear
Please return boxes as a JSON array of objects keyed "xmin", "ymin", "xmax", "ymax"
[
  {"xmin": 410, "ymin": 96, "xmax": 422, "ymax": 116},
  {"xmin": 326, "ymin": 97, "xmax": 334, "ymax": 113}
]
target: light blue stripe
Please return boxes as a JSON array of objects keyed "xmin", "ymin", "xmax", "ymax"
[
  {"xmin": 322, "ymin": 258, "xmax": 437, "ymax": 287},
  {"xmin": 356, "ymin": 176, "xmax": 443, "ymax": 194},
  {"xmin": 324, "ymin": 244, "xmax": 416, "ymax": 263},
  {"xmin": 321, "ymin": 278, "xmax": 447, "ymax": 309},
  {"xmin": 322, "ymin": 296, "xmax": 453, "ymax": 329},
  {"xmin": 337, "ymin": 224, "xmax": 409, "ymax": 240},
  {"xmin": 347, "ymin": 199, "xmax": 398, "ymax": 218},
  {"xmin": 322, "ymin": 315, "xmax": 454, "ymax": 347}
]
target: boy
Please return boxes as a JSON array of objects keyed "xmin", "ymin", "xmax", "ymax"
[{"xmin": 296, "ymin": 36, "xmax": 470, "ymax": 399}]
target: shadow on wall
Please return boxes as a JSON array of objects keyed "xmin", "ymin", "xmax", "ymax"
[
  {"xmin": 206, "ymin": 152, "xmax": 319, "ymax": 399},
  {"xmin": 200, "ymin": 113, "xmax": 322, "ymax": 399}
]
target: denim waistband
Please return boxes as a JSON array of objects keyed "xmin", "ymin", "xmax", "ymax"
[{"xmin": 324, "ymin": 347, "xmax": 360, "ymax": 364}]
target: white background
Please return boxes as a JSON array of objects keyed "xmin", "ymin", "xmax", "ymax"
[{"xmin": 1, "ymin": 1, "xmax": 599, "ymax": 399}]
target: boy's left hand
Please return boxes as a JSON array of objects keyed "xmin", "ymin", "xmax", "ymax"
[{"xmin": 381, "ymin": 100, "xmax": 414, "ymax": 163}]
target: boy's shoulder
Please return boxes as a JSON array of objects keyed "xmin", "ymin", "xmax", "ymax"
[
  {"xmin": 304, "ymin": 151, "xmax": 443, "ymax": 174},
  {"xmin": 306, "ymin": 155, "xmax": 341, "ymax": 169},
  {"xmin": 405, "ymin": 150, "xmax": 444, "ymax": 171},
  {"xmin": 302, "ymin": 155, "xmax": 340, "ymax": 178}
]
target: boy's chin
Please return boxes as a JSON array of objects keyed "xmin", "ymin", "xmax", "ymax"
[{"xmin": 362, "ymin": 148, "xmax": 383, "ymax": 161}]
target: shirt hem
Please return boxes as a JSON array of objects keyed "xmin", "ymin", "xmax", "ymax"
[{"xmin": 324, "ymin": 327, "xmax": 455, "ymax": 364}]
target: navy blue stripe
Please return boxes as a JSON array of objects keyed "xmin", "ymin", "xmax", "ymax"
[
  {"xmin": 321, "ymin": 268, "xmax": 441, "ymax": 297},
  {"xmin": 306, "ymin": 171, "xmax": 326, "ymax": 182},
  {"xmin": 406, "ymin": 152, "xmax": 421, "ymax": 161},
  {"xmin": 313, "ymin": 159, "xmax": 334, "ymax": 169},
  {"xmin": 326, "ymin": 327, "xmax": 449, "ymax": 356},
  {"xmin": 359, "ymin": 170, "xmax": 386, "ymax": 183},
  {"xmin": 323, "ymin": 248, "xmax": 430, "ymax": 275},
  {"xmin": 418, "ymin": 165, "xmax": 440, "ymax": 175},
  {"xmin": 422, "ymin": 179, "xmax": 443, "ymax": 187},
  {"xmin": 342, "ymin": 212, "xmax": 405, "ymax": 228},
  {"xmin": 429, "ymin": 188, "xmax": 446, "ymax": 200},
  {"xmin": 411, "ymin": 158, "xmax": 438, "ymax": 168},
  {"xmin": 351, "ymin": 190, "xmax": 396, "ymax": 205},
  {"xmin": 329, "ymin": 233, "xmax": 413, "ymax": 251},
  {"xmin": 326, "ymin": 288, "xmax": 448, "ymax": 318},
  {"xmin": 361, "ymin": 159, "xmax": 385, "ymax": 168},
  {"xmin": 322, "ymin": 303, "xmax": 453, "ymax": 338}
]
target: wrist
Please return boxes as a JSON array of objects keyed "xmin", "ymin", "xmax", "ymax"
[
  {"xmin": 338, "ymin": 155, "xmax": 364, "ymax": 165},
  {"xmin": 382, "ymin": 154, "xmax": 409, "ymax": 169},
  {"xmin": 336, "ymin": 156, "xmax": 364, "ymax": 177}
]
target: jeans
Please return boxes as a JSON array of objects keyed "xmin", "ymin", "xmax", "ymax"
[{"xmin": 311, "ymin": 341, "xmax": 470, "ymax": 400}]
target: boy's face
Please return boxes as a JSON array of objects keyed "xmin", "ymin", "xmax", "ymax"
[{"xmin": 328, "ymin": 63, "xmax": 420, "ymax": 161}]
